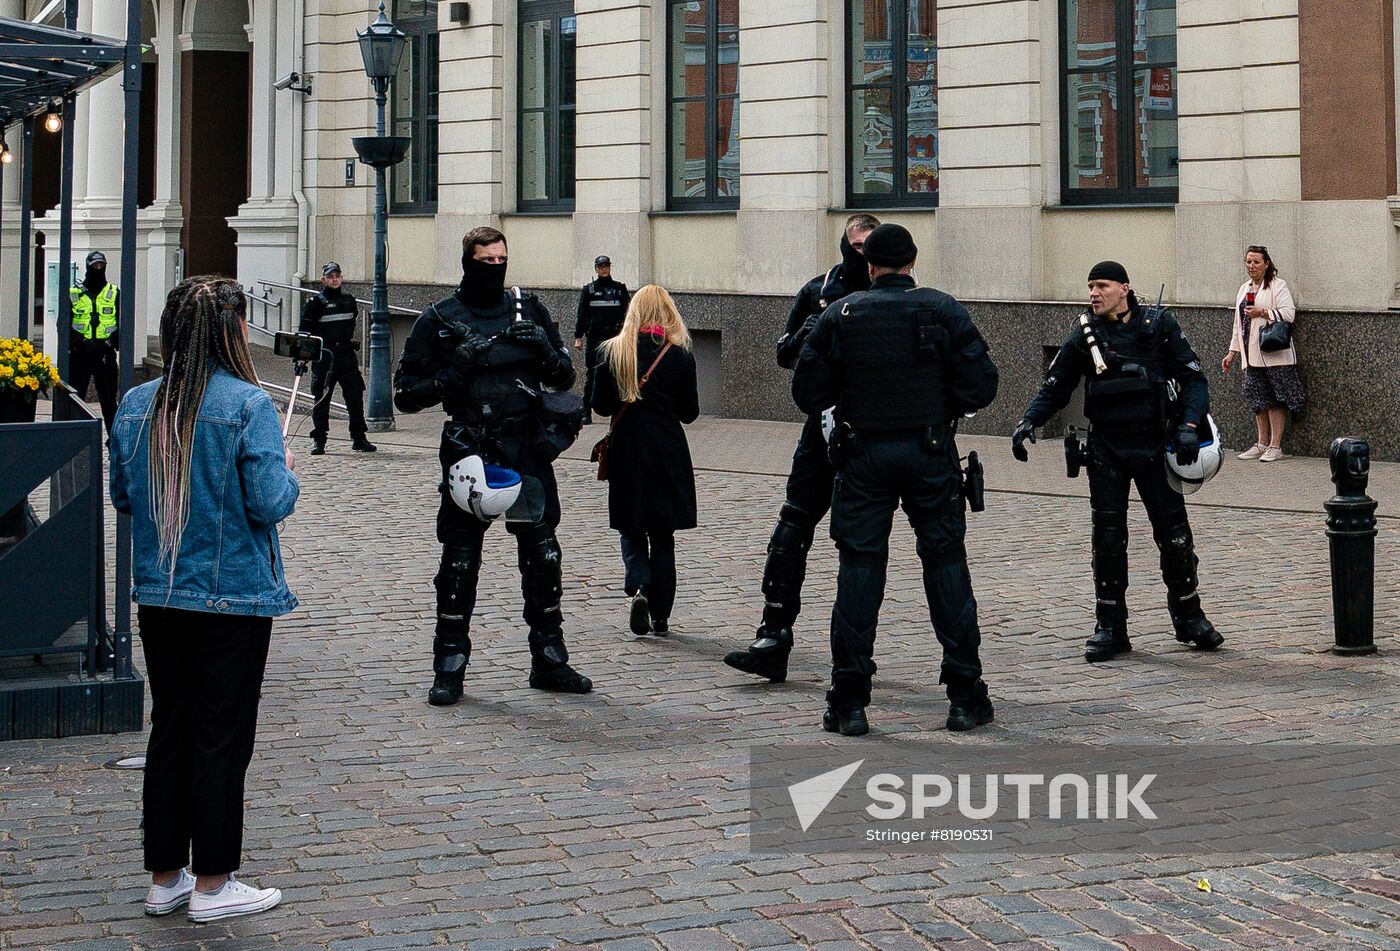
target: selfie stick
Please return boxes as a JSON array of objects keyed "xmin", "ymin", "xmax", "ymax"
[{"xmin": 283, "ymin": 365, "xmax": 306, "ymax": 439}]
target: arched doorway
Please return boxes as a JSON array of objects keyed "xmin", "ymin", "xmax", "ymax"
[{"xmin": 179, "ymin": 0, "xmax": 249, "ymax": 277}]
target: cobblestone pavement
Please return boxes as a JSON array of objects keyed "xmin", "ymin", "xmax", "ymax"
[{"xmin": 4, "ymin": 415, "xmax": 1400, "ymax": 950}]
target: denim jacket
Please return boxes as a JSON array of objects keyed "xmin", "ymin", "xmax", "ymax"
[{"xmin": 109, "ymin": 368, "xmax": 299, "ymax": 616}]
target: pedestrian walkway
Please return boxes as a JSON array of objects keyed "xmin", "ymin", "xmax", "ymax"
[{"xmin": 3, "ymin": 412, "xmax": 1399, "ymax": 950}]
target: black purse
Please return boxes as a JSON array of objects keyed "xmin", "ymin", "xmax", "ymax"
[{"xmin": 1259, "ymin": 317, "xmax": 1292, "ymax": 353}]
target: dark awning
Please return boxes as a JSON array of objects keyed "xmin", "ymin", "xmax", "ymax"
[{"xmin": 0, "ymin": 16, "xmax": 125, "ymax": 128}]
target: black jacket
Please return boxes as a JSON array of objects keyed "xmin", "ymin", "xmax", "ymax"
[
  {"xmin": 776, "ymin": 264, "xmax": 863, "ymax": 370},
  {"xmin": 298, "ymin": 289, "xmax": 359, "ymax": 350},
  {"xmin": 1022, "ymin": 303, "xmax": 1208, "ymax": 456},
  {"xmin": 591, "ymin": 334, "xmax": 700, "ymax": 533},
  {"xmin": 393, "ymin": 287, "xmax": 574, "ymax": 423},
  {"xmin": 574, "ymin": 278, "xmax": 631, "ymax": 340},
  {"xmin": 792, "ymin": 275, "xmax": 998, "ymax": 424}
]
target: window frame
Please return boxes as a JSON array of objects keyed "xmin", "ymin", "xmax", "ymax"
[
  {"xmin": 845, "ymin": 0, "xmax": 940, "ymax": 209},
  {"xmin": 665, "ymin": 0, "xmax": 740, "ymax": 211},
  {"xmin": 1058, "ymin": 0, "xmax": 1179, "ymax": 206},
  {"xmin": 517, "ymin": 0, "xmax": 576, "ymax": 212},
  {"xmin": 389, "ymin": 0, "xmax": 440, "ymax": 215}
]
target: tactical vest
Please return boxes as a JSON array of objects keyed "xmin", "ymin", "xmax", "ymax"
[
  {"xmin": 836, "ymin": 292, "xmax": 949, "ymax": 431},
  {"xmin": 1081, "ymin": 310, "xmax": 1170, "ymax": 434},
  {"xmin": 433, "ymin": 290, "xmax": 546, "ymax": 430},
  {"xmin": 311, "ymin": 292, "xmax": 358, "ymax": 348},
  {"xmin": 585, "ymin": 280, "xmax": 627, "ymax": 334},
  {"xmin": 71, "ymin": 284, "xmax": 118, "ymax": 340}
]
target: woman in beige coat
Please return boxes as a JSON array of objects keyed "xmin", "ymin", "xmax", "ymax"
[{"xmin": 1221, "ymin": 245, "xmax": 1303, "ymax": 462}]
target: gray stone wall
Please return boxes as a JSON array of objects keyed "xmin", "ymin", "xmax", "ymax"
[{"xmin": 359, "ymin": 282, "xmax": 1399, "ymax": 460}]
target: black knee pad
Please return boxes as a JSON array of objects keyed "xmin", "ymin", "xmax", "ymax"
[
  {"xmin": 434, "ymin": 543, "xmax": 481, "ymax": 637},
  {"xmin": 916, "ymin": 537, "xmax": 967, "ymax": 571},
  {"xmin": 517, "ymin": 526, "xmax": 564, "ymax": 625}
]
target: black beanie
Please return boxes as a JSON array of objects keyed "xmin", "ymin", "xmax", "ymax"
[
  {"xmin": 862, "ymin": 223, "xmax": 918, "ymax": 268},
  {"xmin": 1087, "ymin": 260, "xmax": 1130, "ymax": 284}
]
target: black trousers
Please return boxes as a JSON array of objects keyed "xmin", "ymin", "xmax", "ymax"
[
  {"xmin": 826, "ymin": 432, "xmax": 983, "ymax": 710},
  {"xmin": 620, "ymin": 530, "xmax": 677, "ymax": 622},
  {"xmin": 69, "ymin": 341, "xmax": 118, "ymax": 432},
  {"xmin": 138, "ymin": 605, "xmax": 272, "ymax": 876},
  {"xmin": 759, "ymin": 414, "xmax": 837, "ymax": 632},
  {"xmin": 310, "ymin": 348, "xmax": 367, "ymax": 441},
  {"xmin": 1085, "ymin": 441, "xmax": 1205, "ymax": 630}
]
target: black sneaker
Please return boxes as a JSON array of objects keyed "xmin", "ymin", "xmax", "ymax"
[
  {"xmin": 946, "ymin": 696, "xmax": 995, "ymax": 732},
  {"xmin": 629, "ymin": 591, "xmax": 651, "ymax": 637},
  {"xmin": 529, "ymin": 663, "xmax": 593, "ymax": 694},
  {"xmin": 427, "ymin": 671, "xmax": 463, "ymax": 706},
  {"xmin": 651, "ymin": 619, "xmax": 669, "ymax": 637},
  {"xmin": 1174, "ymin": 616, "xmax": 1224, "ymax": 651},
  {"xmin": 310, "ymin": 440, "xmax": 326, "ymax": 456},
  {"xmin": 722, "ymin": 628, "xmax": 793, "ymax": 683},
  {"xmin": 351, "ymin": 437, "xmax": 377, "ymax": 452},
  {"xmin": 821, "ymin": 706, "xmax": 869, "ymax": 737},
  {"xmin": 1084, "ymin": 624, "xmax": 1131, "ymax": 663}
]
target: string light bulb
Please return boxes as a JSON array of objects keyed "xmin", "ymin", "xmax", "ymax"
[
  {"xmin": 1, "ymin": 141, "xmax": 13, "ymax": 164},
  {"xmin": 43, "ymin": 102, "xmax": 61, "ymax": 133}
]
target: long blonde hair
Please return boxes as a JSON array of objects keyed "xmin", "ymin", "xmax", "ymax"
[
  {"xmin": 147, "ymin": 277, "xmax": 259, "ymax": 577},
  {"xmin": 599, "ymin": 284, "xmax": 691, "ymax": 403}
]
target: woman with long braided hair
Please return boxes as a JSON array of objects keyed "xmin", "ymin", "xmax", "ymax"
[{"xmin": 110, "ymin": 276, "xmax": 298, "ymax": 922}]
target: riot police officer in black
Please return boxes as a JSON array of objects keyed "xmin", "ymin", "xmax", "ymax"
[
  {"xmin": 1012, "ymin": 261, "xmax": 1223, "ymax": 663},
  {"xmin": 395, "ymin": 226, "xmax": 592, "ymax": 705},
  {"xmin": 300, "ymin": 262, "xmax": 375, "ymax": 454},
  {"xmin": 573, "ymin": 255, "xmax": 630, "ymax": 424},
  {"xmin": 793, "ymin": 224, "xmax": 999, "ymax": 736},
  {"xmin": 723, "ymin": 213, "xmax": 880, "ymax": 684}
]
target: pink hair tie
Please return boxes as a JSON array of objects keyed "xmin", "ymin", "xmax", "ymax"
[{"xmin": 641, "ymin": 325, "xmax": 665, "ymax": 336}]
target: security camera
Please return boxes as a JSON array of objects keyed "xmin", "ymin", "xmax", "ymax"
[{"xmin": 273, "ymin": 71, "xmax": 313, "ymax": 94}]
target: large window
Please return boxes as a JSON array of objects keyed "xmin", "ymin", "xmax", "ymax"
[
  {"xmin": 391, "ymin": 0, "xmax": 439, "ymax": 213},
  {"xmin": 519, "ymin": 1, "xmax": 576, "ymax": 210},
  {"xmin": 1060, "ymin": 0, "xmax": 1177, "ymax": 204},
  {"xmin": 667, "ymin": 0, "xmax": 739, "ymax": 208},
  {"xmin": 847, "ymin": 0, "xmax": 938, "ymax": 207}
]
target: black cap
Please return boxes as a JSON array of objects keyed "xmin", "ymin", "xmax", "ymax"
[
  {"xmin": 322, "ymin": 261, "xmax": 342, "ymax": 277},
  {"xmin": 594, "ymin": 255, "xmax": 611, "ymax": 267},
  {"xmin": 862, "ymin": 224, "xmax": 917, "ymax": 268},
  {"xmin": 85, "ymin": 251, "xmax": 106, "ymax": 267},
  {"xmin": 1087, "ymin": 260, "xmax": 1130, "ymax": 284}
]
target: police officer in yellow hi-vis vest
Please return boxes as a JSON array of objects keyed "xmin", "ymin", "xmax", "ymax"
[{"xmin": 69, "ymin": 250, "xmax": 120, "ymax": 431}]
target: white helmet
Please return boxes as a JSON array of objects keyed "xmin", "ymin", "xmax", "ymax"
[
  {"xmin": 447, "ymin": 455, "xmax": 523, "ymax": 520},
  {"xmin": 1165, "ymin": 414, "xmax": 1223, "ymax": 495}
]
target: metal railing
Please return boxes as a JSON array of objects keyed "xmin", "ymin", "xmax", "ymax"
[
  {"xmin": 259, "ymin": 279, "xmax": 419, "ymax": 378},
  {"xmin": 242, "ymin": 319, "xmax": 349, "ymax": 416}
]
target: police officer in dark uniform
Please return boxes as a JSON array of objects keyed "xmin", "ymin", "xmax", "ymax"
[
  {"xmin": 1012, "ymin": 261, "xmax": 1224, "ymax": 663},
  {"xmin": 723, "ymin": 213, "xmax": 880, "ymax": 684},
  {"xmin": 299, "ymin": 262, "xmax": 375, "ymax": 454},
  {"xmin": 573, "ymin": 255, "xmax": 630, "ymax": 424},
  {"xmin": 69, "ymin": 251, "xmax": 120, "ymax": 432},
  {"xmin": 395, "ymin": 226, "xmax": 592, "ymax": 705},
  {"xmin": 793, "ymin": 224, "xmax": 999, "ymax": 736}
]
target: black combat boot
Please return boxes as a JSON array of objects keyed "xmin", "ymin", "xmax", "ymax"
[
  {"xmin": 723, "ymin": 627, "xmax": 793, "ymax": 683},
  {"xmin": 428, "ymin": 651, "xmax": 467, "ymax": 707},
  {"xmin": 1084, "ymin": 623, "xmax": 1131, "ymax": 663},
  {"xmin": 1174, "ymin": 615, "xmax": 1224, "ymax": 651},
  {"xmin": 310, "ymin": 439, "xmax": 326, "ymax": 456},
  {"xmin": 946, "ymin": 679, "xmax": 994, "ymax": 732},
  {"xmin": 352, "ymin": 436, "xmax": 377, "ymax": 452},
  {"xmin": 529, "ymin": 661, "xmax": 593, "ymax": 693},
  {"xmin": 822, "ymin": 706, "xmax": 869, "ymax": 737}
]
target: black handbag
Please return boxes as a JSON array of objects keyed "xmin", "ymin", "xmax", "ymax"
[{"xmin": 1259, "ymin": 317, "xmax": 1292, "ymax": 353}]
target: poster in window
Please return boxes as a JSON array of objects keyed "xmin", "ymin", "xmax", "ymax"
[{"xmin": 1148, "ymin": 68, "xmax": 1173, "ymax": 111}]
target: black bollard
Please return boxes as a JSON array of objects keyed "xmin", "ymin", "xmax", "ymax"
[{"xmin": 1326, "ymin": 438, "xmax": 1378, "ymax": 655}]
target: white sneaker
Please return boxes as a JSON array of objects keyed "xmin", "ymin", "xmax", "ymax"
[
  {"xmin": 187, "ymin": 876, "xmax": 282, "ymax": 923},
  {"xmin": 1259, "ymin": 447, "xmax": 1285, "ymax": 462},
  {"xmin": 1238, "ymin": 444, "xmax": 1266, "ymax": 460},
  {"xmin": 144, "ymin": 868, "xmax": 195, "ymax": 916}
]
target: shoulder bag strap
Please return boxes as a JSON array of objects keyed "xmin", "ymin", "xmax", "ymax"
[{"xmin": 608, "ymin": 342, "xmax": 673, "ymax": 432}]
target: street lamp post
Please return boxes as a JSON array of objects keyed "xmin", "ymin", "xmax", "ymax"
[{"xmin": 355, "ymin": 2, "xmax": 410, "ymax": 432}]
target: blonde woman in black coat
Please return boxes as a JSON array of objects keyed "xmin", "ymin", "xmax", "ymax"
[{"xmin": 592, "ymin": 285, "xmax": 700, "ymax": 636}]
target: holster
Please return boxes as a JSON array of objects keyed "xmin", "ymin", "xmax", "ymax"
[
  {"xmin": 828, "ymin": 424, "xmax": 860, "ymax": 469},
  {"xmin": 961, "ymin": 451, "xmax": 985, "ymax": 513},
  {"xmin": 1065, "ymin": 425, "xmax": 1093, "ymax": 479}
]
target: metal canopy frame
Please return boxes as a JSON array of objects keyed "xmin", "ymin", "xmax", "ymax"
[{"xmin": 0, "ymin": 1, "xmax": 142, "ymax": 682}]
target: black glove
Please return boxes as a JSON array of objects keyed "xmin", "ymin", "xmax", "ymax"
[
  {"xmin": 449, "ymin": 331, "xmax": 493, "ymax": 374},
  {"xmin": 1011, "ymin": 419, "xmax": 1037, "ymax": 462},
  {"xmin": 798, "ymin": 314, "xmax": 820, "ymax": 340},
  {"xmin": 1174, "ymin": 425, "xmax": 1200, "ymax": 467},
  {"xmin": 504, "ymin": 320, "xmax": 551, "ymax": 353}
]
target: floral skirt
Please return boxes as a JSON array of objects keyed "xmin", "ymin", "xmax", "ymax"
[{"xmin": 1243, "ymin": 365, "xmax": 1305, "ymax": 414}]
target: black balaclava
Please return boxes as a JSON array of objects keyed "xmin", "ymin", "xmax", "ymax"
[
  {"xmin": 83, "ymin": 252, "xmax": 107, "ymax": 292},
  {"xmin": 460, "ymin": 251, "xmax": 507, "ymax": 308},
  {"xmin": 839, "ymin": 234, "xmax": 871, "ymax": 291}
]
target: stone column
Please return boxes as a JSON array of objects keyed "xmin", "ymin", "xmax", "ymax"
[
  {"xmin": 572, "ymin": 0, "xmax": 655, "ymax": 287},
  {"xmin": 0, "ymin": 0, "xmax": 23, "ymax": 339},
  {"xmin": 735, "ymin": 0, "xmax": 830, "ymax": 295},
  {"xmin": 934, "ymin": 0, "xmax": 1044, "ymax": 299},
  {"xmin": 140, "ymin": 0, "xmax": 185, "ymax": 346}
]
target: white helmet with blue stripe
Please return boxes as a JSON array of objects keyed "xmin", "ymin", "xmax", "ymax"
[
  {"xmin": 1165, "ymin": 414, "xmax": 1223, "ymax": 495},
  {"xmin": 448, "ymin": 455, "xmax": 523, "ymax": 520}
]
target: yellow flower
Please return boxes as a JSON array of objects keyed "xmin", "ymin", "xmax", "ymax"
[
  {"xmin": 48, "ymin": 367, "xmax": 60, "ymax": 384},
  {"xmin": 0, "ymin": 366, "xmax": 13, "ymax": 379}
]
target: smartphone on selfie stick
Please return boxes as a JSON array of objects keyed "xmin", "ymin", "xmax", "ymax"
[{"xmin": 273, "ymin": 331, "xmax": 324, "ymax": 438}]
